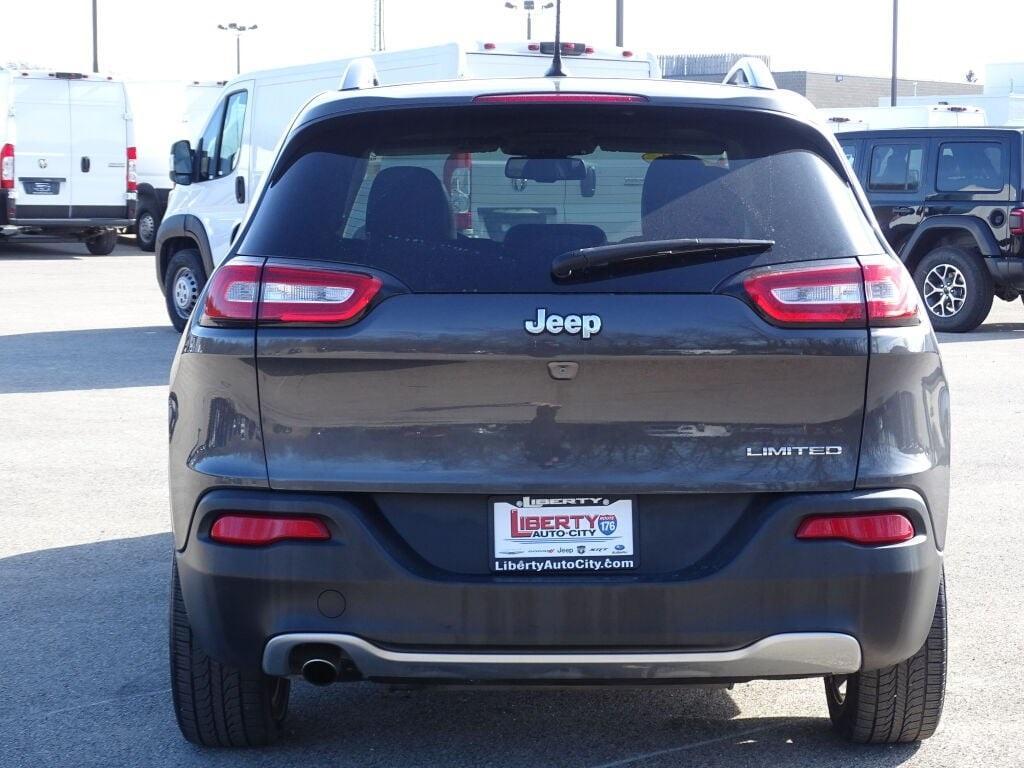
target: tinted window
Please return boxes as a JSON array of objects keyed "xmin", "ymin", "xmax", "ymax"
[
  {"xmin": 241, "ymin": 106, "xmax": 878, "ymax": 293},
  {"xmin": 217, "ymin": 91, "xmax": 248, "ymax": 177},
  {"xmin": 937, "ymin": 141, "xmax": 1004, "ymax": 192},
  {"xmin": 869, "ymin": 143, "xmax": 923, "ymax": 192}
]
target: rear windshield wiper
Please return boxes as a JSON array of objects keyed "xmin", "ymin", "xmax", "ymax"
[{"xmin": 551, "ymin": 238, "xmax": 775, "ymax": 281}]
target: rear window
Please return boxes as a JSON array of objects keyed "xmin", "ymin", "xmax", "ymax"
[{"xmin": 240, "ymin": 105, "xmax": 878, "ymax": 292}]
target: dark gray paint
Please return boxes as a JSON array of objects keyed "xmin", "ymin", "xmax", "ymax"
[{"xmin": 255, "ymin": 294, "xmax": 868, "ymax": 494}]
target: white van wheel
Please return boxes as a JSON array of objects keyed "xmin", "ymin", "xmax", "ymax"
[{"xmin": 164, "ymin": 249, "xmax": 207, "ymax": 332}]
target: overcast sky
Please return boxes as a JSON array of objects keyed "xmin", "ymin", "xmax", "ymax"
[{"xmin": 2, "ymin": 0, "xmax": 1013, "ymax": 85}]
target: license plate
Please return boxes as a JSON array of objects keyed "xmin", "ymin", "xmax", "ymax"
[{"xmin": 491, "ymin": 496, "xmax": 636, "ymax": 573}]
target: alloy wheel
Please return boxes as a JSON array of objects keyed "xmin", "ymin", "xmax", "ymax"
[{"xmin": 922, "ymin": 263, "xmax": 967, "ymax": 317}]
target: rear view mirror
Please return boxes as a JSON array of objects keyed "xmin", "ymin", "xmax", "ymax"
[
  {"xmin": 505, "ymin": 157, "xmax": 587, "ymax": 183},
  {"xmin": 170, "ymin": 140, "xmax": 194, "ymax": 186}
]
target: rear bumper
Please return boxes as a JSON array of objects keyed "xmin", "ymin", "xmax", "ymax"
[
  {"xmin": 8, "ymin": 217, "xmax": 131, "ymax": 228},
  {"xmin": 175, "ymin": 487, "xmax": 943, "ymax": 681},
  {"xmin": 262, "ymin": 632, "xmax": 861, "ymax": 681}
]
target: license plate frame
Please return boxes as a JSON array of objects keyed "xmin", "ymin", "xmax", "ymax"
[{"xmin": 490, "ymin": 495, "xmax": 637, "ymax": 574}]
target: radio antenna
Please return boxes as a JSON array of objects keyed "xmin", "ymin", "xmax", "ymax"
[{"xmin": 545, "ymin": 0, "xmax": 567, "ymax": 77}]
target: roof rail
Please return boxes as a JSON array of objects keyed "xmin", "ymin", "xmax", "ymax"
[
  {"xmin": 722, "ymin": 57, "xmax": 777, "ymax": 90},
  {"xmin": 339, "ymin": 58, "xmax": 380, "ymax": 91}
]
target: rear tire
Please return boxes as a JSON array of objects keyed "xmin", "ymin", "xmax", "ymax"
[
  {"xmin": 825, "ymin": 575, "xmax": 946, "ymax": 743},
  {"xmin": 164, "ymin": 249, "xmax": 206, "ymax": 332},
  {"xmin": 85, "ymin": 230, "xmax": 118, "ymax": 255},
  {"xmin": 170, "ymin": 560, "xmax": 290, "ymax": 747},
  {"xmin": 913, "ymin": 246, "xmax": 993, "ymax": 332},
  {"xmin": 136, "ymin": 207, "xmax": 158, "ymax": 252}
]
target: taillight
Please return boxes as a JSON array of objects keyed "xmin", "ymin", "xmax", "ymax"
[
  {"xmin": 860, "ymin": 255, "xmax": 920, "ymax": 326},
  {"xmin": 259, "ymin": 264, "xmax": 382, "ymax": 324},
  {"xmin": 796, "ymin": 513, "xmax": 915, "ymax": 545},
  {"xmin": 199, "ymin": 259, "xmax": 383, "ymax": 328},
  {"xmin": 210, "ymin": 514, "xmax": 330, "ymax": 546},
  {"xmin": 1010, "ymin": 207, "xmax": 1024, "ymax": 236},
  {"xmin": 199, "ymin": 258, "xmax": 262, "ymax": 326},
  {"xmin": 1, "ymin": 144, "xmax": 14, "ymax": 190},
  {"xmin": 743, "ymin": 262, "xmax": 866, "ymax": 327},
  {"xmin": 473, "ymin": 93, "xmax": 648, "ymax": 104},
  {"xmin": 443, "ymin": 152, "xmax": 473, "ymax": 233},
  {"xmin": 126, "ymin": 146, "xmax": 137, "ymax": 193},
  {"xmin": 741, "ymin": 257, "xmax": 920, "ymax": 328}
]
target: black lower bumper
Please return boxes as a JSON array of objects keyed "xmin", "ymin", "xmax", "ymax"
[{"xmin": 175, "ymin": 488, "xmax": 943, "ymax": 679}]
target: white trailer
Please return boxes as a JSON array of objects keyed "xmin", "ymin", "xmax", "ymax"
[{"xmin": 819, "ymin": 104, "xmax": 986, "ymax": 133}]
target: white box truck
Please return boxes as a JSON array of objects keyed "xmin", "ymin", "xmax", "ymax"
[
  {"xmin": 0, "ymin": 69, "xmax": 135, "ymax": 254},
  {"xmin": 155, "ymin": 41, "xmax": 661, "ymax": 329},
  {"xmin": 125, "ymin": 80, "xmax": 223, "ymax": 251}
]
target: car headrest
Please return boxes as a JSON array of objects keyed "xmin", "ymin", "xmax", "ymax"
[
  {"xmin": 641, "ymin": 155, "xmax": 729, "ymax": 239},
  {"xmin": 366, "ymin": 166, "xmax": 453, "ymax": 242}
]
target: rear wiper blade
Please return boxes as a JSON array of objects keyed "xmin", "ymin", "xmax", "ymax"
[{"xmin": 551, "ymin": 238, "xmax": 775, "ymax": 280}]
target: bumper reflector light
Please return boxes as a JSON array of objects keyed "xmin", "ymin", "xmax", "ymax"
[
  {"xmin": 210, "ymin": 514, "xmax": 330, "ymax": 546},
  {"xmin": 796, "ymin": 513, "xmax": 915, "ymax": 545}
]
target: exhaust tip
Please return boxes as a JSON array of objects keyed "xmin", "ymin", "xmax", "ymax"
[{"xmin": 301, "ymin": 658, "xmax": 339, "ymax": 686}]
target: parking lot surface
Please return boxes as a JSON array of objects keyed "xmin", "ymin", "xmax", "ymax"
[{"xmin": 1, "ymin": 242, "xmax": 1022, "ymax": 767}]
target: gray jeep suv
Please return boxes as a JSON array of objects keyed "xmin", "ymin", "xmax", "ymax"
[{"xmin": 167, "ymin": 74, "xmax": 949, "ymax": 747}]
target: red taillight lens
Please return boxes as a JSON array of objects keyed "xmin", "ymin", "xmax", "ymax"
[
  {"xmin": 210, "ymin": 514, "xmax": 330, "ymax": 546},
  {"xmin": 1, "ymin": 143, "xmax": 14, "ymax": 190},
  {"xmin": 473, "ymin": 93, "xmax": 648, "ymax": 104},
  {"xmin": 743, "ymin": 262, "xmax": 866, "ymax": 327},
  {"xmin": 741, "ymin": 258, "xmax": 920, "ymax": 328},
  {"xmin": 259, "ymin": 264, "xmax": 382, "ymax": 324},
  {"xmin": 200, "ymin": 258, "xmax": 262, "ymax": 326},
  {"xmin": 1010, "ymin": 207, "xmax": 1024, "ymax": 236},
  {"xmin": 796, "ymin": 513, "xmax": 915, "ymax": 545},
  {"xmin": 860, "ymin": 255, "xmax": 920, "ymax": 326},
  {"xmin": 199, "ymin": 260, "xmax": 383, "ymax": 328},
  {"xmin": 126, "ymin": 146, "xmax": 137, "ymax": 192}
]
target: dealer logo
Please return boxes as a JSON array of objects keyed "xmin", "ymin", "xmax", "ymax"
[{"xmin": 597, "ymin": 514, "xmax": 618, "ymax": 535}]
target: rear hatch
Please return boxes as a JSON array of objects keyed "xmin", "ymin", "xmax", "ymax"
[{"xmin": 236, "ymin": 99, "xmax": 882, "ymax": 570}]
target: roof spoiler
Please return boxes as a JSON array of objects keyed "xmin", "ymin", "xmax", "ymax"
[
  {"xmin": 722, "ymin": 57, "xmax": 776, "ymax": 90},
  {"xmin": 339, "ymin": 58, "xmax": 380, "ymax": 91}
]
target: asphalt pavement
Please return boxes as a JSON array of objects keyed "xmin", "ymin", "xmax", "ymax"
[{"xmin": 1, "ymin": 241, "xmax": 1022, "ymax": 767}]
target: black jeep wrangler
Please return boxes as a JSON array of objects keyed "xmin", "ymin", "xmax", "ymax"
[{"xmin": 841, "ymin": 128, "xmax": 1024, "ymax": 331}]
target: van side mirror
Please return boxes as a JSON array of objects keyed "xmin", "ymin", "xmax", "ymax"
[
  {"xmin": 170, "ymin": 140, "xmax": 194, "ymax": 186},
  {"xmin": 580, "ymin": 165, "xmax": 597, "ymax": 198}
]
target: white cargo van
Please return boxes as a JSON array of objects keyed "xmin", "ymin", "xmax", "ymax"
[
  {"xmin": 0, "ymin": 69, "xmax": 135, "ymax": 254},
  {"xmin": 155, "ymin": 41, "xmax": 661, "ymax": 329},
  {"xmin": 125, "ymin": 80, "xmax": 223, "ymax": 251}
]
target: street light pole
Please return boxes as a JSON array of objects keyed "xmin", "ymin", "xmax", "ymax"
[
  {"xmin": 891, "ymin": 0, "xmax": 898, "ymax": 106},
  {"xmin": 504, "ymin": 1, "xmax": 553, "ymax": 41},
  {"xmin": 217, "ymin": 23, "xmax": 258, "ymax": 75},
  {"xmin": 615, "ymin": 0, "xmax": 624, "ymax": 47},
  {"xmin": 92, "ymin": 0, "xmax": 99, "ymax": 72}
]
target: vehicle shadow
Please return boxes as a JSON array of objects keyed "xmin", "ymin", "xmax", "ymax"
[
  {"xmin": 937, "ymin": 322, "xmax": 1024, "ymax": 344},
  {"xmin": 0, "ymin": 534, "xmax": 922, "ymax": 768},
  {"xmin": 0, "ymin": 241, "xmax": 85, "ymax": 260},
  {"xmin": 0, "ymin": 325, "xmax": 178, "ymax": 393}
]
